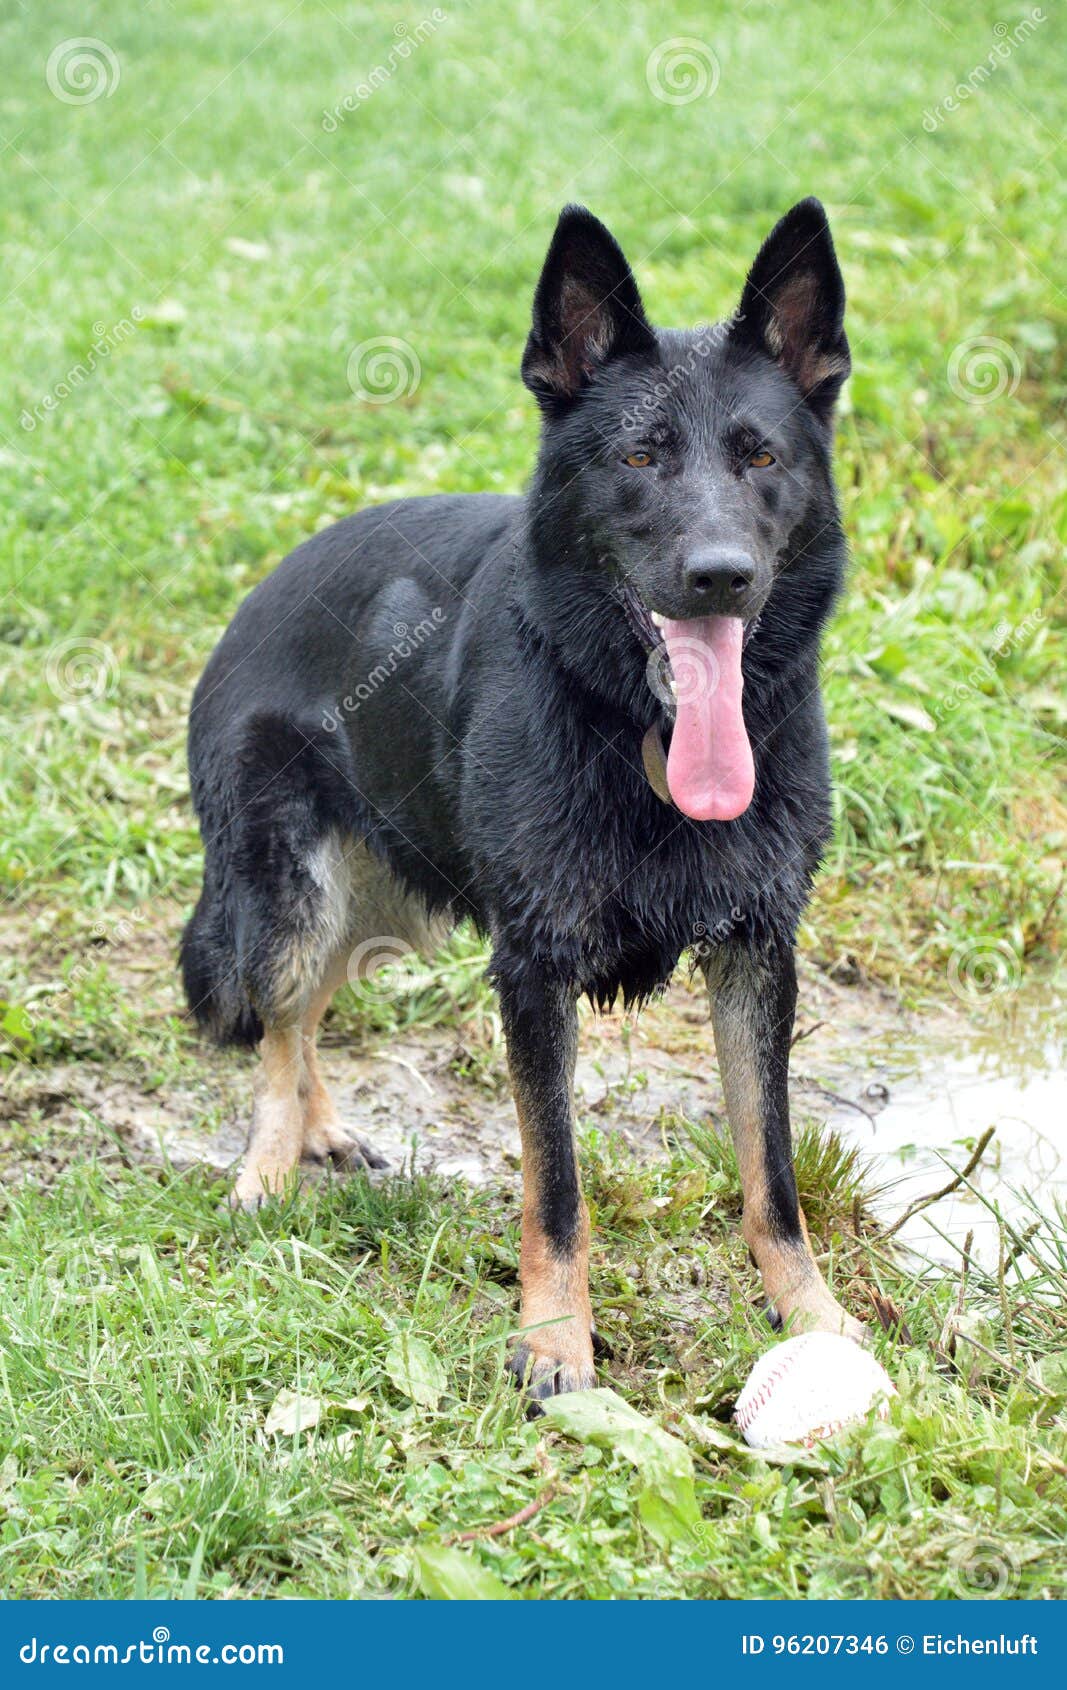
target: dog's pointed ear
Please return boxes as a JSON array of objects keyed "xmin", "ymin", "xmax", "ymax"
[
  {"xmin": 522, "ymin": 205, "xmax": 656, "ymax": 405},
  {"xmin": 732, "ymin": 198, "xmax": 849, "ymax": 422}
]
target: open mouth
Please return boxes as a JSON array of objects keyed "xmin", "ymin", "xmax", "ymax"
[
  {"xmin": 620, "ymin": 584, "xmax": 661, "ymax": 652},
  {"xmin": 620, "ymin": 583, "xmax": 760, "ymax": 656},
  {"xmin": 620, "ymin": 583, "xmax": 759, "ymax": 824}
]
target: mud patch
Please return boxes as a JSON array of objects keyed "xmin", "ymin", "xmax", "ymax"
[
  {"xmin": 4, "ymin": 924, "xmax": 1061, "ymax": 1279},
  {"xmin": 0, "ymin": 957, "xmax": 906, "ymax": 1189}
]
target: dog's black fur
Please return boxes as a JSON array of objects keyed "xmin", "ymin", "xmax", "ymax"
[{"xmin": 182, "ymin": 198, "xmax": 857, "ymax": 1396}]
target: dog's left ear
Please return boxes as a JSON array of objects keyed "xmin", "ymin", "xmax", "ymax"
[
  {"xmin": 732, "ymin": 198, "xmax": 849, "ymax": 422},
  {"xmin": 522, "ymin": 205, "xmax": 656, "ymax": 406}
]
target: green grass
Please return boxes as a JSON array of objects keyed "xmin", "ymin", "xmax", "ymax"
[
  {"xmin": 1, "ymin": 1126, "xmax": 1065, "ymax": 1599},
  {"xmin": 1, "ymin": 0, "xmax": 1065, "ymax": 1600},
  {"xmin": 1, "ymin": 0, "xmax": 1063, "ymax": 985}
]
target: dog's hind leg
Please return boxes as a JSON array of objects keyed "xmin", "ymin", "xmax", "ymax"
[
  {"xmin": 233, "ymin": 955, "xmax": 389, "ymax": 1207},
  {"xmin": 229, "ymin": 832, "xmax": 354, "ymax": 1206},
  {"xmin": 232, "ymin": 1023, "xmax": 305, "ymax": 1207},
  {"xmin": 297, "ymin": 962, "xmax": 388, "ymax": 1171},
  {"xmin": 498, "ymin": 968, "xmax": 596, "ymax": 1407},
  {"xmin": 703, "ymin": 937, "xmax": 866, "ymax": 1343}
]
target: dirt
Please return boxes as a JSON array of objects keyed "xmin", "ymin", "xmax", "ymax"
[
  {"xmin": 5, "ymin": 909, "xmax": 1061, "ymax": 1271},
  {"xmin": 0, "ymin": 919, "xmax": 912, "ymax": 1190}
]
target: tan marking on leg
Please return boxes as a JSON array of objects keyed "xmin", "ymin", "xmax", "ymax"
[
  {"xmin": 512, "ymin": 1093, "xmax": 595, "ymax": 1395},
  {"xmin": 712, "ymin": 996, "xmax": 864, "ymax": 1343},
  {"xmin": 290, "ymin": 955, "xmax": 389, "ymax": 1172},
  {"xmin": 297, "ymin": 966, "xmax": 353, "ymax": 1161},
  {"xmin": 300, "ymin": 966, "xmax": 380, "ymax": 1162},
  {"xmin": 233, "ymin": 1025, "xmax": 304, "ymax": 1205}
]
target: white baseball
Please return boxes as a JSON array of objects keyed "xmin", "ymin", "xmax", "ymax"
[{"xmin": 736, "ymin": 1332, "xmax": 895, "ymax": 1449}]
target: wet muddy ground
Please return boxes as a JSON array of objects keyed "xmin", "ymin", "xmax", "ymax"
[
  {"xmin": 824, "ymin": 985, "xmax": 1065, "ymax": 1266},
  {"xmin": 5, "ymin": 919, "xmax": 1062, "ymax": 1272}
]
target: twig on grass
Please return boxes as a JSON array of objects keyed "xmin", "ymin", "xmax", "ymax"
[
  {"xmin": 947, "ymin": 1324, "xmax": 1053, "ymax": 1392},
  {"xmin": 883, "ymin": 1126, "xmax": 996, "ymax": 1239},
  {"xmin": 446, "ymin": 1448, "xmax": 561, "ymax": 1544},
  {"xmin": 794, "ymin": 1076, "xmax": 879, "ymax": 1126},
  {"xmin": 999, "ymin": 1230, "xmax": 1018, "ymax": 1368},
  {"xmin": 1003, "ymin": 1221, "xmax": 1042, "ymax": 1273},
  {"xmin": 955, "ymin": 1230, "xmax": 975, "ymax": 1319}
]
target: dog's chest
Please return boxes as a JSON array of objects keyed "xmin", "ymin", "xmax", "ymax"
[{"xmin": 523, "ymin": 790, "xmax": 769, "ymax": 969}]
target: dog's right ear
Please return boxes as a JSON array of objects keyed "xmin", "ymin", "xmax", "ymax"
[
  {"xmin": 522, "ymin": 206, "xmax": 656, "ymax": 406},
  {"xmin": 731, "ymin": 198, "xmax": 850, "ymax": 423}
]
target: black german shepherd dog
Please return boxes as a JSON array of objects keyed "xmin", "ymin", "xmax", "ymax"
[{"xmin": 182, "ymin": 197, "xmax": 863, "ymax": 1403}]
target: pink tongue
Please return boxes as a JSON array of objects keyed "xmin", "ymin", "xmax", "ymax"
[{"xmin": 662, "ymin": 615, "xmax": 754, "ymax": 821}]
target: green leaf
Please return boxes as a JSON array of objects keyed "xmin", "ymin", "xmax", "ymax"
[
  {"xmin": 541, "ymin": 1387, "xmax": 689, "ymax": 1469},
  {"xmin": 1036, "ymin": 1350, "xmax": 1067, "ymax": 1400},
  {"xmin": 1, "ymin": 1002, "xmax": 34, "ymax": 1042},
  {"xmin": 415, "ymin": 1544, "xmax": 516, "ymax": 1600},
  {"xmin": 180, "ymin": 1532, "xmax": 207, "ymax": 1601},
  {"xmin": 637, "ymin": 1465, "xmax": 701, "ymax": 1549},
  {"xmin": 681, "ymin": 1411, "xmax": 830, "ymax": 1474},
  {"xmin": 541, "ymin": 1388, "xmax": 699, "ymax": 1547},
  {"xmin": 385, "ymin": 1332, "xmax": 446, "ymax": 1408},
  {"xmin": 868, "ymin": 641, "xmax": 909, "ymax": 678}
]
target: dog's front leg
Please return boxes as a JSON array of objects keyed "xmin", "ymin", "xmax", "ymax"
[
  {"xmin": 497, "ymin": 967, "xmax": 596, "ymax": 1405},
  {"xmin": 703, "ymin": 937, "xmax": 866, "ymax": 1343}
]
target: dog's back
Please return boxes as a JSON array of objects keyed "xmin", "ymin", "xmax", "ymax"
[{"xmin": 181, "ymin": 492, "xmax": 521, "ymax": 1047}]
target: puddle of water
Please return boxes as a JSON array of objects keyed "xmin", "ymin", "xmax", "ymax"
[{"xmin": 826, "ymin": 984, "xmax": 1066, "ymax": 1268}]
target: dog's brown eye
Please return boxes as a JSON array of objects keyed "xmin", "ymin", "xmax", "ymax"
[
  {"xmin": 623, "ymin": 451, "xmax": 654, "ymax": 468},
  {"xmin": 749, "ymin": 449, "xmax": 775, "ymax": 468}
]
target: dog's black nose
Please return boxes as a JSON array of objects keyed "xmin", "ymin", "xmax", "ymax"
[{"xmin": 681, "ymin": 548, "xmax": 757, "ymax": 614}]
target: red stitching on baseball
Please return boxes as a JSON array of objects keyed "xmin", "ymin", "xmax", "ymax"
[
  {"xmin": 736, "ymin": 1348, "xmax": 805, "ymax": 1432},
  {"xmin": 736, "ymin": 1342, "xmax": 891, "ymax": 1440}
]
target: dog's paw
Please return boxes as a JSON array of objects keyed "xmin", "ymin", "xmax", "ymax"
[
  {"xmin": 769, "ymin": 1296, "xmax": 869, "ymax": 1348},
  {"xmin": 836, "ymin": 1311, "xmax": 870, "ymax": 1348},
  {"xmin": 506, "ymin": 1342, "xmax": 597, "ymax": 1416},
  {"xmin": 590, "ymin": 1325, "xmax": 613, "ymax": 1360},
  {"xmin": 227, "ymin": 1163, "xmax": 297, "ymax": 1212},
  {"xmin": 302, "ymin": 1122, "xmax": 390, "ymax": 1172}
]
